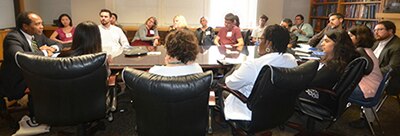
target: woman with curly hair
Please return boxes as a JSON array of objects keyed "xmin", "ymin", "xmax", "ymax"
[{"xmin": 148, "ymin": 29, "xmax": 202, "ymax": 76}]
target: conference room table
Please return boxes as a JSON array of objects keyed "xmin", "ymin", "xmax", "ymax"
[{"xmin": 109, "ymin": 45, "xmax": 259, "ymax": 70}]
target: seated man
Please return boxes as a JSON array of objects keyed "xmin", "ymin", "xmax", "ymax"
[
  {"xmin": 280, "ymin": 18, "xmax": 298, "ymax": 48},
  {"xmin": 251, "ymin": 14, "xmax": 268, "ymax": 44},
  {"xmin": 224, "ymin": 24, "xmax": 298, "ymax": 121},
  {"xmin": 308, "ymin": 13, "xmax": 344, "ymax": 47},
  {"xmin": 0, "ymin": 11, "xmax": 62, "ymax": 129},
  {"xmin": 98, "ymin": 9, "xmax": 130, "ymax": 58},
  {"xmin": 290, "ymin": 14, "xmax": 314, "ymax": 43},
  {"xmin": 214, "ymin": 13, "xmax": 244, "ymax": 51}
]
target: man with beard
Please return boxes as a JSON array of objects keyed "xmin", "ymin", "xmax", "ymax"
[
  {"xmin": 349, "ymin": 20, "xmax": 400, "ymax": 129},
  {"xmin": 372, "ymin": 21, "xmax": 400, "ymax": 95},
  {"xmin": 98, "ymin": 9, "xmax": 129, "ymax": 58},
  {"xmin": 308, "ymin": 13, "xmax": 344, "ymax": 47}
]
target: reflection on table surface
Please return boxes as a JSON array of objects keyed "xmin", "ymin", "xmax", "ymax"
[{"xmin": 110, "ymin": 45, "xmax": 258, "ymax": 70}]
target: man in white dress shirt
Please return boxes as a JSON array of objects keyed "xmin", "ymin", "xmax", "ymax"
[{"xmin": 98, "ymin": 9, "xmax": 130, "ymax": 57}]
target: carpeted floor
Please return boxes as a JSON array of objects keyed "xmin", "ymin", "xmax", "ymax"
[{"xmin": 1, "ymin": 92, "xmax": 399, "ymax": 136}]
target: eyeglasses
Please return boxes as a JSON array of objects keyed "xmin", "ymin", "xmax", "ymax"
[{"xmin": 374, "ymin": 28, "xmax": 386, "ymax": 32}]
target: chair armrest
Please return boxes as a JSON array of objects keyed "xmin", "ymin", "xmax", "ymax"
[
  {"xmin": 218, "ymin": 83, "xmax": 248, "ymax": 103},
  {"xmin": 297, "ymin": 97, "xmax": 334, "ymax": 121},
  {"xmin": 313, "ymin": 87, "xmax": 336, "ymax": 96}
]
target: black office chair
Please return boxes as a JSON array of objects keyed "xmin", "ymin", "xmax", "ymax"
[
  {"xmin": 218, "ymin": 60, "xmax": 319, "ymax": 135},
  {"xmin": 15, "ymin": 52, "xmax": 116, "ymax": 135},
  {"xmin": 240, "ymin": 30, "xmax": 251, "ymax": 55},
  {"xmin": 295, "ymin": 56, "xmax": 371, "ymax": 134},
  {"xmin": 122, "ymin": 68, "xmax": 213, "ymax": 135}
]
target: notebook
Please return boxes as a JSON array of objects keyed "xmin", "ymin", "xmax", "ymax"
[{"xmin": 124, "ymin": 47, "xmax": 148, "ymax": 56}]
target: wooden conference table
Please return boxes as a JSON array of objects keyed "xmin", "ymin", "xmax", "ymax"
[{"xmin": 109, "ymin": 45, "xmax": 259, "ymax": 70}]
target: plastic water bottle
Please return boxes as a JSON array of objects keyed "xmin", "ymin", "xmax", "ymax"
[{"xmin": 255, "ymin": 40, "xmax": 260, "ymax": 46}]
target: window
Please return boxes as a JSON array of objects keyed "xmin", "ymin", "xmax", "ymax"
[
  {"xmin": 207, "ymin": 0, "xmax": 258, "ymax": 28},
  {"xmin": 114, "ymin": 0, "xmax": 258, "ymax": 28}
]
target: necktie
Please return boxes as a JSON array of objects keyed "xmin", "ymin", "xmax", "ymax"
[{"xmin": 31, "ymin": 36, "xmax": 40, "ymax": 52}]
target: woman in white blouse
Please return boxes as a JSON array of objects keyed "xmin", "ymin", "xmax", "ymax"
[{"xmin": 224, "ymin": 24, "xmax": 298, "ymax": 121}]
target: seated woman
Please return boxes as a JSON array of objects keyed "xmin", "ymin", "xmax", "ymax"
[
  {"xmin": 348, "ymin": 25, "xmax": 383, "ymax": 101},
  {"xmin": 148, "ymin": 29, "xmax": 203, "ymax": 76},
  {"xmin": 168, "ymin": 15, "xmax": 188, "ymax": 32},
  {"xmin": 50, "ymin": 14, "xmax": 75, "ymax": 46},
  {"xmin": 224, "ymin": 24, "xmax": 298, "ymax": 121},
  {"xmin": 58, "ymin": 21, "xmax": 101, "ymax": 57},
  {"xmin": 131, "ymin": 16, "xmax": 160, "ymax": 46},
  {"xmin": 299, "ymin": 29, "xmax": 359, "ymax": 111},
  {"xmin": 347, "ymin": 25, "xmax": 383, "ymax": 128},
  {"xmin": 195, "ymin": 17, "xmax": 215, "ymax": 45}
]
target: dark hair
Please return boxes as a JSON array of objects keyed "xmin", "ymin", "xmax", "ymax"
[
  {"xmin": 281, "ymin": 18, "xmax": 293, "ymax": 27},
  {"xmin": 16, "ymin": 11, "xmax": 36, "ymax": 29},
  {"xmin": 295, "ymin": 14, "xmax": 304, "ymax": 20},
  {"xmin": 377, "ymin": 21, "xmax": 396, "ymax": 34},
  {"xmin": 328, "ymin": 13, "xmax": 344, "ymax": 19},
  {"xmin": 57, "ymin": 14, "xmax": 73, "ymax": 27},
  {"xmin": 99, "ymin": 9, "xmax": 112, "ymax": 17},
  {"xmin": 225, "ymin": 13, "xmax": 235, "ymax": 22},
  {"xmin": 165, "ymin": 29, "xmax": 199, "ymax": 64},
  {"xmin": 348, "ymin": 25, "xmax": 375, "ymax": 48},
  {"xmin": 59, "ymin": 21, "xmax": 102, "ymax": 57},
  {"xmin": 324, "ymin": 29, "xmax": 359, "ymax": 72},
  {"xmin": 234, "ymin": 15, "xmax": 240, "ymax": 27},
  {"xmin": 263, "ymin": 24, "xmax": 290, "ymax": 54},
  {"xmin": 260, "ymin": 14, "xmax": 269, "ymax": 21},
  {"xmin": 111, "ymin": 13, "xmax": 118, "ymax": 20},
  {"xmin": 145, "ymin": 16, "xmax": 158, "ymax": 29}
]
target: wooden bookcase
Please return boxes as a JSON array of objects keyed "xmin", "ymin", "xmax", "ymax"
[{"xmin": 309, "ymin": 0, "xmax": 384, "ymax": 32}]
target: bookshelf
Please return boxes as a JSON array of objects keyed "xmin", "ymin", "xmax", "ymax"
[{"xmin": 309, "ymin": 0, "xmax": 384, "ymax": 32}]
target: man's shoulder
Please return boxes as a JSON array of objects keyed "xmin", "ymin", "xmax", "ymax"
[{"xmin": 5, "ymin": 30, "xmax": 23, "ymax": 40}]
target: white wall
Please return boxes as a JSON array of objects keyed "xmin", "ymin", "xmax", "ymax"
[
  {"xmin": 257, "ymin": 0, "xmax": 284, "ymax": 25},
  {"xmin": 23, "ymin": 0, "xmax": 310, "ymax": 28},
  {"xmin": 283, "ymin": 0, "xmax": 310, "ymax": 23},
  {"xmin": 24, "ymin": 0, "xmax": 70, "ymax": 25},
  {"xmin": 0, "ymin": 0, "xmax": 16, "ymax": 29}
]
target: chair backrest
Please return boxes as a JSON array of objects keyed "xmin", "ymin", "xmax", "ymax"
[
  {"xmin": 241, "ymin": 29, "xmax": 251, "ymax": 46},
  {"xmin": 350, "ymin": 69, "xmax": 393, "ymax": 107},
  {"xmin": 122, "ymin": 68, "xmax": 213, "ymax": 135},
  {"xmin": 356, "ymin": 47, "xmax": 373, "ymax": 75},
  {"xmin": 333, "ymin": 57, "xmax": 370, "ymax": 118},
  {"xmin": 246, "ymin": 60, "xmax": 319, "ymax": 133},
  {"xmin": 15, "ymin": 52, "xmax": 108, "ymax": 126}
]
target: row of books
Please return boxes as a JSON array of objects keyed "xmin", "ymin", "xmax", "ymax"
[
  {"xmin": 344, "ymin": 4, "xmax": 380, "ymax": 19},
  {"xmin": 311, "ymin": 4, "xmax": 338, "ymax": 16},
  {"xmin": 311, "ymin": 19, "xmax": 377, "ymax": 32},
  {"xmin": 311, "ymin": 19, "xmax": 328, "ymax": 32},
  {"xmin": 313, "ymin": 0, "xmax": 337, "ymax": 2},
  {"xmin": 343, "ymin": 20, "xmax": 378, "ymax": 29},
  {"xmin": 344, "ymin": 0, "xmax": 377, "ymax": 2}
]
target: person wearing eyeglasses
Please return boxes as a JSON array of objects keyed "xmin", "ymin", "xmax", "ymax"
[
  {"xmin": 372, "ymin": 21, "xmax": 400, "ymax": 96},
  {"xmin": 291, "ymin": 14, "xmax": 314, "ymax": 43}
]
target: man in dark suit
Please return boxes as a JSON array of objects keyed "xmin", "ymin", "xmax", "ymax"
[
  {"xmin": 0, "ymin": 11, "xmax": 62, "ymax": 126},
  {"xmin": 372, "ymin": 21, "xmax": 400, "ymax": 95}
]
